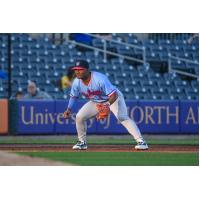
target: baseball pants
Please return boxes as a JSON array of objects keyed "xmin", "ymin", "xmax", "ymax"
[{"xmin": 75, "ymin": 91, "xmax": 143, "ymax": 142}]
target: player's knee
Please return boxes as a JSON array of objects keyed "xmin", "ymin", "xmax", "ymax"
[
  {"xmin": 118, "ymin": 114, "xmax": 129, "ymax": 122},
  {"xmin": 76, "ymin": 113, "xmax": 86, "ymax": 122}
]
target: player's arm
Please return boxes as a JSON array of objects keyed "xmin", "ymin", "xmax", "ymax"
[
  {"xmin": 108, "ymin": 91, "xmax": 118, "ymax": 105},
  {"xmin": 63, "ymin": 96, "xmax": 77, "ymax": 118},
  {"xmin": 63, "ymin": 80, "xmax": 79, "ymax": 119}
]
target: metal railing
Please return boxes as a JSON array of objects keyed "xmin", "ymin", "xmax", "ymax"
[
  {"xmin": 46, "ymin": 33, "xmax": 147, "ymax": 64},
  {"xmin": 168, "ymin": 55, "xmax": 199, "ymax": 78},
  {"xmin": 147, "ymin": 33, "xmax": 195, "ymax": 41},
  {"xmin": 85, "ymin": 33, "xmax": 146, "ymax": 63},
  {"xmin": 67, "ymin": 40, "xmax": 146, "ymax": 64}
]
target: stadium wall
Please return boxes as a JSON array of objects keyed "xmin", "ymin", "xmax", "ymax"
[{"xmin": 9, "ymin": 100, "xmax": 199, "ymax": 135}]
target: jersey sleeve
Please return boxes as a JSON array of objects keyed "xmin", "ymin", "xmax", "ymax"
[
  {"xmin": 100, "ymin": 76, "xmax": 117, "ymax": 97},
  {"xmin": 69, "ymin": 79, "xmax": 80, "ymax": 98}
]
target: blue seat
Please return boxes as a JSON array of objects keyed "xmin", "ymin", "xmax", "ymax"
[
  {"xmin": 168, "ymin": 88, "xmax": 185, "ymax": 96},
  {"xmin": 191, "ymin": 80, "xmax": 199, "ymax": 90},
  {"xmin": 54, "ymin": 93, "xmax": 66, "ymax": 99},
  {"xmin": 2, "ymin": 33, "xmax": 198, "ymax": 101},
  {"xmin": 121, "ymin": 64, "xmax": 137, "ymax": 74},
  {"xmin": 124, "ymin": 93, "xmax": 135, "ymax": 100},
  {"xmin": 151, "ymin": 87, "xmax": 166, "ymax": 96},
  {"xmin": 92, "ymin": 38, "xmax": 104, "ymax": 48},
  {"xmin": 161, "ymin": 94, "xmax": 171, "ymax": 100}
]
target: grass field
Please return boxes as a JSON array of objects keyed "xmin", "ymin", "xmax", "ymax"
[
  {"xmin": 18, "ymin": 152, "xmax": 199, "ymax": 166},
  {"xmin": 1, "ymin": 135, "xmax": 199, "ymax": 166},
  {"xmin": 0, "ymin": 135, "xmax": 199, "ymax": 145}
]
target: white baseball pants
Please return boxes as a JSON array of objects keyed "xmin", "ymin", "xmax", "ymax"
[{"xmin": 75, "ymin": 92, "xmax": 143, "ymax": 143}]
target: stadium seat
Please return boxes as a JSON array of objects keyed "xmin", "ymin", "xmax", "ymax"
[{"xmin": 0, "ymin": 33, "xmax": 198, "ymax": 100}]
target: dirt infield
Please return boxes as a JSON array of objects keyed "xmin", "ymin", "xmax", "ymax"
[
  {"xmin": 0, "ymin": 144, "xmax": 198, "ymax": 152},
  {"xmin": 0, "ymin": 151, "xmax": 75, "ymax": 166}
]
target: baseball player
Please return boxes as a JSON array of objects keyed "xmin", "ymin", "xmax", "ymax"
[{"xmin": 63, "ymin": 60, "xmax": 148, "ymax": 150}]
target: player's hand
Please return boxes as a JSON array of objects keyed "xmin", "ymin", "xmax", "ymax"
[
  {"xmin": 63, "ymin": 108, "xmax": 72, "ymax": 119},
  {"xmin": 96, "ymin": 102, "xmax": 110, "ymax": 120}
]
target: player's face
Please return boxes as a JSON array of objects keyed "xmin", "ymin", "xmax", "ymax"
[
  {"xmin": 28, "ymin": 85, "xmax": 36, "ymax": 95},
  {"xmin": 74, "ymin": 69, "xmax": 89, "ymax": 79}
]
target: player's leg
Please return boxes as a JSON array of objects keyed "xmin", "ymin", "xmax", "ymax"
[
  {"xmin": 110, "ymin": 92, "xmax": 148, "ymax": 150},
  {"xmin": 73, "ymin": 101, "xmax": 98, "ymax": 150}
]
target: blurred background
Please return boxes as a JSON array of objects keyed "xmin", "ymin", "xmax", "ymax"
[{"xmin": 0, "ymin": 33, "xmax": 199, "ymax": 101}]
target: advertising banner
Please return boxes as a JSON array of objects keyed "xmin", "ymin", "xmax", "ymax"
[
  {"xmin": 138, "ymin": 100, "xmax": 180, "ymax": 133},
  {"xmin": 180, "ymin": 100, "xmax": 199, "ymax": 133},
  {"xmin": 16, "ymin": 100, "xmax": 199, "ymax": 134}
]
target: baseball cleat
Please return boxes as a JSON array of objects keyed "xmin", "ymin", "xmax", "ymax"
[
  {"xmin": 72, "ymin": 141, "xmax": 87, "ymax": 150},
  {"xmin": 135, "ymin": 141, "xmax": 148, "ymax": 150}
]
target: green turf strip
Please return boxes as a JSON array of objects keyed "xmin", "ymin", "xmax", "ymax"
[
  {"xmin": 18, "ymin": 152, "xmax": 199, "ymax": 166},
  {"xmin": 0, "ymin": 137, "xmax": 199, "ymax": 145}
]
